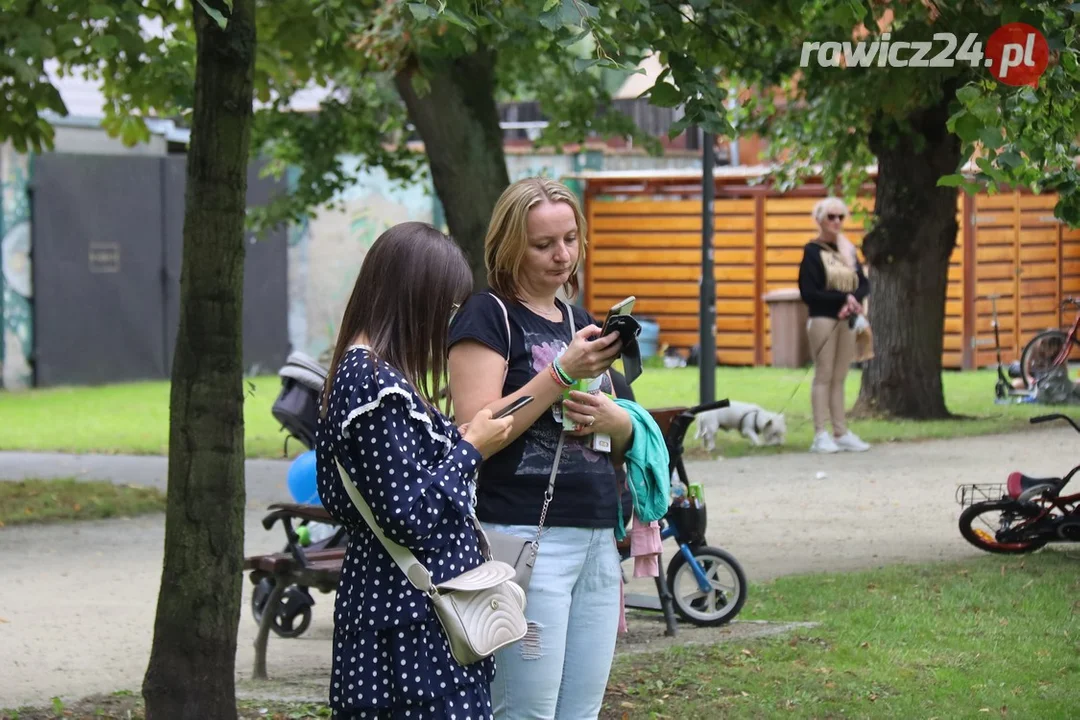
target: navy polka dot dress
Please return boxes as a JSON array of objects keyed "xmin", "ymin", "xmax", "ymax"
[{"xmin": 316, "ymin": 346, "xmax": 495, "ymax": 719}]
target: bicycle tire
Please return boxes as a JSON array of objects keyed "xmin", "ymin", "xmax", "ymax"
[
  {"xmin": 958, "ymin": 500, "xmax": 1048, "ymax": 554},
  {"xmin": 1019, "ymin": 330, "xmax": 1078, "ymax": 389},
  {"xmin": 665, "ymin": 546, "xmax": 747, "ymax": 627}
]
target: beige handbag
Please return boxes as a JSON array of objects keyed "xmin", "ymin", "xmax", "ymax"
[{"xmin": 337, "ymin": 462, "xmax": 528, "ymax": 666}]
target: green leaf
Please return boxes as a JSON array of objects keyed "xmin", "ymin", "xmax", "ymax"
[
  {"xmin": 1018, "ymin": 87, "xmax": 1038, "ymax": 104},
  {"xmin": 937, "ymin": 174, "xmax": 966, "ymax": 187},
  {"xmin": 648, "ymin": 82, "xmax": 683, "ymax": 108},
  {"xmin": 978, "ymin": 127, "xmax": 1004, "ymax": 150},
  {"xmin": 1001, "ymin": 4, "xmax": 1023, "ymax": 25},
  {"xmin": 538, "ymin": 9, "xmax": 563, "ymax": 31},
  {"xmin": 543, "ymin": 0, "xmax": 561, "ymax": 10},
  {"xmin": 573, "ymin": 58, "xmax": 601, "ymax": 72},
  {"xmin": 949, "ymin": 111, "xmax": 982, "ymax": 143},
  {"xmin": 195, "ymin": 0, "xmax": 228, "ymax": 29},
  {"xmin": 955, "ymin": 85, "xmax": 981, "ymax": 106},
  {"xmin": 90, "ymin": 34, "xmax": 120, "ymax": 55},
  {"xmin": 406, "ymin": 3, "xmax": 437, "ymax": 21},
  {"xmin": 442, "ymin": 9, "xmax": 476, "ymax": 32},
  {"xmin": 558, "ymin": 28, "xmax": 591, "ymax": 48},
  {"xmin": 998, "ymin": 150, "xmax": 1023, "ymax": 168},
  {"xmin": 567, "ymin": 0, "xmax": 600, "ymax": 20},
  {"xmin": 1063, "ymin": 51, "xmax": 1078, "ymax": 74}
]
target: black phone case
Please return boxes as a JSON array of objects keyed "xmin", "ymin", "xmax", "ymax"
[{"xmin": 604, "ymin": 315, "xmax": 643, "ymax": 385}]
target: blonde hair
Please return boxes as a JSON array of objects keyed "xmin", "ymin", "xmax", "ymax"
[
  {"xmin": 485, "ymin": 177, "xmax": 587, "ymax": 300},
  {"xmin": 812, "ymin": 196, "xmax": 857, "ymax": 269}
]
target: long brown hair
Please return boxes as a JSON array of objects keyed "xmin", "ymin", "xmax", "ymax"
[
  {"xmin": 485, "ymin": 177, "xmax": 587, "ymax": 300},
  {"xmin": 320, "ymin": 222, "xmax": 472, "ymax": 415}
]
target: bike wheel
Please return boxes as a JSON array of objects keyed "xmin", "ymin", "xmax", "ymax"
[
  {"xmin": 958, "ymin": 500, "xmax": 1048, "ymax": 554},
  {"xmin": 1019, "ymin": 330, "xmax": 1073, "ymax": 389},
  {"xmin": 665, "ymin": 546, "xmax": 747, "ymax": 627}
]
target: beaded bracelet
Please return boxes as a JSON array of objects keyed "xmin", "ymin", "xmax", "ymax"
[{"xmin": 548, "ymin": 363, "xmax": 572, "ymax": 388}]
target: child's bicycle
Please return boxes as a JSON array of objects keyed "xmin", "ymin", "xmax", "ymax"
[
  {"xmin": 1018, "ymin": 297, "xmax": 1080, "ymax": 390},
  {"xmin": 621, "ymin": 399, "xmax": 748, "ymax": 635},
  {"xmin": 956, "ymin": 413, "xmax": 1080, "ymax": 553}
]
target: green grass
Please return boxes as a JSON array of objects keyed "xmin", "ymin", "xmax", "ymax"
[
  {"xmin": 0, "ymin": 478, "xmax": 167, "ymax": 527},
  {"xmin": 601, "ymin": 551, "xmax": 1080, "ymax": 719},
  {"xmin": 5, "ymin": 554, "xmax": 1077, "ymax": 719},
  {"xmin": 0, "ymin": 367, "xmax": 1056, "ymax": 459}
]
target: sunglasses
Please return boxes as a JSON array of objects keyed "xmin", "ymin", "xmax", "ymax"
[{"xmin": 826, "ymin": 213, "xmax": 846, "ymax": 222}]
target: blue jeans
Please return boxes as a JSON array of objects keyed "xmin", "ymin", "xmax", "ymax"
[{"xmin": 484, "ymin": 524, "xmax": 622, "ymax": 720}]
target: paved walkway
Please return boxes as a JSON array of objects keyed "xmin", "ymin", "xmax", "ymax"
[
  {"xmin": 1, "ymin": 426, "xmax": 1076, "ymax": 708},
  {"xmin": 0, "ymin": 451, "xmax": 292, "ymax": 507}
]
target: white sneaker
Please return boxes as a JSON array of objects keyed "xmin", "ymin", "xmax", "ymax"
[
  {"xmin": 810, "ymin": 431, "xmax": 840, "ymax": 453},
  {"xmin": 834, "ymin": 431, "xmax": 871, "ymax": 452}
]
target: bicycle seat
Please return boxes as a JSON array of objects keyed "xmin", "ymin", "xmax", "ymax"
[{"xmin": 1006, "ymin": 471, "xmax": 1063, "ymax": 499}]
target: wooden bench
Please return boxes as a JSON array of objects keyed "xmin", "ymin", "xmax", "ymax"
[{"xmin": 244, "ymin": 503, "xmax": 346, "ymax": 679}]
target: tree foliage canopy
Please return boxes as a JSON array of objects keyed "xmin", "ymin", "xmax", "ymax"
[{"xmin": 722, "ymin": 0, "xmax": 1080, "ymax": 225}]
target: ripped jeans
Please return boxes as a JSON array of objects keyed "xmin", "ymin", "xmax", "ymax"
[{"xmin": 482, "ymin": 524, "xmax": 622, "ymax": 720}]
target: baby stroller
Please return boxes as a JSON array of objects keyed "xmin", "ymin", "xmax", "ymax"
[{"xmin": 249, "ymin": 351, "xmax": 349, "ymax": 638}]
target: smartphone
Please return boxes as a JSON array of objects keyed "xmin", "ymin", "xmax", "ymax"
[
  {"xmin": 601, "ymin": 296, "xmax": 636, "ymax": 335},
  {"xmin": 492, "ymin": 395, "xmax": 534, "ymax": 419}
]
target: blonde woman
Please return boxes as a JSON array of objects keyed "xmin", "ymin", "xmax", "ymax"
[
  {"xmin": 447, "ymin": 178, "xmax": 631, "ymax": 719},
  {"xmin": 798, "ymin": 197, "xmax": 871, "ymax": 453}
]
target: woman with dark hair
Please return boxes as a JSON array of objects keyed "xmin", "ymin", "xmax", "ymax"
[{"xmin": 316, "ymin": 221, "xmax": 514, "ymax": 720}]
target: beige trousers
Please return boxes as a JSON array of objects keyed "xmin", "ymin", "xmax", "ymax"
[{"xmin": 807, "ymin": 317, "xmax": 856, "ymax": 436}]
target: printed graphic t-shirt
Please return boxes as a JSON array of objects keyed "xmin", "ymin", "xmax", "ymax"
[{"xmin": 448, "ymin": 292, "xmax": 618, "ymax": 529}]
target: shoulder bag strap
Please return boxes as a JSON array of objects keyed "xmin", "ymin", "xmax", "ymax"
[
  {"xmin": 487, "ymin": 292, "xmax": 512, "ymax": 367},
  {"xmin": 336, "ymin": 461, "xmax": 437, "ymax": 595},
  {"xmin": 528, "ymin": 298, "xmax": 577, "ymax": 548}
]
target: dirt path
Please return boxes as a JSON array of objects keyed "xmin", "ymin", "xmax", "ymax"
[{"xmin": 1, "ymin": 427, "xmax": 1075, "ymax": 708}]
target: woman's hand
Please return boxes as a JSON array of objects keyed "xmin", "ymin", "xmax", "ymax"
[
  {"xmin": 839, "ymin": 294, "xmax": 861, "ymax": 319},
  {"xmin": 558, "ymin": 325, "xmax": 622, "ymax": 381},
  {"xmin": 562, "ymin": 390, "xmax": 633, "ymax": 440},
  {"xmin": 462, "ymin": 409, "xmax": 514, "ymax": 459}
]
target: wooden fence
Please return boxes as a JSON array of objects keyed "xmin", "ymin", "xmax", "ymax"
[{"xmin": 580, "ymin": 171, "xmax": 1080, "ymax": 370}]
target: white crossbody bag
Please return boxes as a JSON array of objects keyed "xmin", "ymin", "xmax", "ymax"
[{"xmin": 337, "ymin": 461, "xmax": 528, "ymax": 666}]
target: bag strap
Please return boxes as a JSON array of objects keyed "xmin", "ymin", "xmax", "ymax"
[
  {"xmin": 336, "ymin": 461, "xmax": 439, "ymax": 596},
  {"xmin": 487, "ymin": 292, "xmax": 513, "ymax": 366}
]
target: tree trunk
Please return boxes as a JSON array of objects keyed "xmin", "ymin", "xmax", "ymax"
[
  {"xmin": 141, "ymin": 1, "xmax": 255, "ymax": 718},
  {"xmin": 395, "ymin": 48, "xmax": 510, "ymax": 288},
  {"xmin": 853, "ymin": 84, "xmax": 961, "ymax": 419}
]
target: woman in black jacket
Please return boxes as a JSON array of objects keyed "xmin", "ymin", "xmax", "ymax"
[{"xmin": 797, "ymin": 197, "xmax": 871, "ymax": 454}]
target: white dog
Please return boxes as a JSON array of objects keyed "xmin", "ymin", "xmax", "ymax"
[{"xmin": 695, "ymin": 401, "xmax": 787, "ymax": 451}]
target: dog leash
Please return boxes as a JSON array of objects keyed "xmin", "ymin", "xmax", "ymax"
[{"xmin": 773, "ymin": 318, "xmax": 848, "ymax": 422}]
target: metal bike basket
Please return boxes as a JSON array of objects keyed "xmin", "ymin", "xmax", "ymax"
[{"xmin": 955, "ymin": 483, "xmax": 1007, "ymax": 507}]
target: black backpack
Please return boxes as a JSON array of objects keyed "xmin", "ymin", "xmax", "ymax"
[{"xmin": 272, "ymin": 351, "xmax": 328, "ymax": 451}]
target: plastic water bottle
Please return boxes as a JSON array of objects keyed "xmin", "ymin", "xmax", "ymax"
[{"xmin": 670, "ymin": 470, "xmax": 689, "ymax": 507}]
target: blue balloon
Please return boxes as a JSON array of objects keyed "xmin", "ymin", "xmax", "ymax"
[{"xmin": 287, "ymin": 450, "xmax": 321, "ymax": 505}]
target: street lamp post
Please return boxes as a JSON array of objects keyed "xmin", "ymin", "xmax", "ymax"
[{"xmin": 699, "ymin": 131, "xmax": 716, "ymax": 405}]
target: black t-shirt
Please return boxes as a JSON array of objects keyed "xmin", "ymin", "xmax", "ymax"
[{"xmin": 448, "ymin": 292, "xmax": 618, "ymax": 529}]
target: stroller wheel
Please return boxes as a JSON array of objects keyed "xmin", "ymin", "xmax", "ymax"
[
  {"xmin": 251, "ymin": 577, "xmax": 275, "ymax": 624},
  {"xmin": 251, "ymin": 579, "xmax": 315, "ymax": 638}
]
